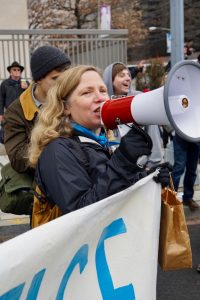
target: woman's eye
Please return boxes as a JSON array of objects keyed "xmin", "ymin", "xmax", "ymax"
[{"xmin": 82, "ymin": 91, "xmax": 90, "ymax": 95}]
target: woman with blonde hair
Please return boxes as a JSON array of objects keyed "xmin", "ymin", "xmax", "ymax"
[{"xmin": 29, "ymin": 65, "xmax": 169, "ymax": 227}]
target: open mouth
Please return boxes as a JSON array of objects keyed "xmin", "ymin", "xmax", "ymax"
[
  {"xmin": 94, "ymin": 107, "xmax": 100, "ymax": 113},
  {"xmin": 122, "ymin": 83, "xmax": 129, "ymax": 88}
]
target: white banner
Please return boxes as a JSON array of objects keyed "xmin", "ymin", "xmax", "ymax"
[{"xmin": 0, "ymin": 173, "xmax": 161, "ymax": 300}]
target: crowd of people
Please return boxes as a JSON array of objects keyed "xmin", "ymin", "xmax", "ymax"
[{"xmin": 0, "ymin": 45, "xmax": 200, "ymax": 270}]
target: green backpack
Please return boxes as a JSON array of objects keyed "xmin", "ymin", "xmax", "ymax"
[{"xmin": 0, "ymin": 163, "xmax": 34, "ymax": 215}]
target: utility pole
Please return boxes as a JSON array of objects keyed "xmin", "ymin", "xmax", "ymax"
[{"xmin": 170, "ymin": 0, "xmax": 184, "ymax": 67}]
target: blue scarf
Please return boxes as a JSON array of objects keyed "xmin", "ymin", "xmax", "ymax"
[{"xmin": 71, "ymin": 123, "xmax": 119, "ymax": 147}]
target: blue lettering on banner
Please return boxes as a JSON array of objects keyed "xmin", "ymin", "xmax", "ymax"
[
  {"xmin": 0, "ymin": 269, "xmax": 46, "ymax": 300},
  {"xmin": 95, "ymin": 218, "xmax": 135, "ymax": 300},
  {"xmin": 56, "ymin": 244, "xmax": 88, "ymax": 300},
  {"xmin": 0, "ymin": 284, "xmax": 24, "ymax": 300},
  {"xmin": 26, "ymin": 269, "xmax": 46, "ymax": 299},
  {"xmin": 0, "ymin": 218, "xmax": 135, "ymax": 299}
]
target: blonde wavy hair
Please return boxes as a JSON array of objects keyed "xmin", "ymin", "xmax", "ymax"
[{"xmin": 28, "ymin": 65, "xmax": 101, "ymax": 167}]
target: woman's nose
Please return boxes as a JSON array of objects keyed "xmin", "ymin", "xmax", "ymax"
[{"xmin": 95, "ymin": 92, "xmax": 107, "ymax": 102}]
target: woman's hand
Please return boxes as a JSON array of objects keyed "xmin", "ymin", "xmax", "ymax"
[
  {"xmin": 118, "ymin": 124, "xmax": 152, "ymax": 167},
  {"xmin": 147, "ymin": 162, "xmax": 172, "ymax": 188}
]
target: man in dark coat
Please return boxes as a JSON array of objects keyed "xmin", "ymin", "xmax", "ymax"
[
  {"xmin": 0, "ymin": 61, "xmax": 29, "ymax": 121},
  {"xmin": 0, "ymin": 61, "xmax": 29, "ymax": 143}
]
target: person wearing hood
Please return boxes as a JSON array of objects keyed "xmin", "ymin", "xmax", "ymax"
[
  {"xmin": 103, "ymin": 62, "xmax": 163, "ymax": 168},
  {"xmin": 103, "ymin": 62, "xmax": 140, "ymax": 97}
]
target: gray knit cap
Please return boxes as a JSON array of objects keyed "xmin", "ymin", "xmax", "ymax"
[{"xmin": 31, "ymin": 45, "xmax": 71, "ymax": 81}]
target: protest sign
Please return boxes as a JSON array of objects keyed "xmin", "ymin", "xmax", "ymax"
[{"xmin": 0, "ymin": 173, "xmax": 161, "ymax": 300}]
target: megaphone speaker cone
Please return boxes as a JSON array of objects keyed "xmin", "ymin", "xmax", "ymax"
[
  {"xmin": 164, "ymin": 60, "xmax": 200, "ymax": 142},
  {"xmin": 101, "ymin": 60, "xmax": 200, "ymax": 142}
]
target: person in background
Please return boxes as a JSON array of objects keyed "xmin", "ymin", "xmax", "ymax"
[
  {"xmin": 195, "ymin": 58, "xmax": 200, "ymax": 269},
  {"xmin": 165, "ymin": 43, "xmax": 193, "ymax": 73},
  {"xmin": 0, "ymin": 61, "xmax": 29, "ymax": 143},
  {"xmin": 128, "ymin": 60, "xmax": 144, "ymax": 80},
  {"xmin": 4, "ymin": 45, "xmax": 71, "ymax": 175},
  {"xmin": 171, "ymin": 134, "xmax": 199, "ymax": 210},
  {"xmin": 0, "ymin": 61, "xmax": 29, "ymax": 121},
  {"xmin": 28, "ymin": 65, "xmax": 170, "ymax": 226},
  {"xmin": 161, "ymin": 125, "xmax": 174, "ymax": 149},
  {"xmin": 103, "ymin": 62, "xmax": 163, "ymax": 168},
  {"xmin": 197, "ymin": 54, "xmax": 200, "ymax": 64}
]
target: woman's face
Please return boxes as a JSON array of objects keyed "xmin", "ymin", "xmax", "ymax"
[
  {"xmin": 68, "ymin": 70, "xmax": 108, "ymax": 132},
  {"xmin": 113, "ymin": 68, "xmax": 131, "ymax": 96}
]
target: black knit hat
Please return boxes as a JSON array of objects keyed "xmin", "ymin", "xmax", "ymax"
[
  {"xmin": 31, "ymin": 45, "xmax": 71, "ymax": 81},
  {"xmin": 7, "ymin": 61, "xmax": 24, "ymax": 72}
]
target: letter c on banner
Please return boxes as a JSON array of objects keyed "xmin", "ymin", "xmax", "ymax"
[
  {"xmin": 95, "ymin": 218, "xmax": 135, "ymax": 300},
  {"xmin": 56, "ymin": 244, "xmax": 89, "ymax": 300}
]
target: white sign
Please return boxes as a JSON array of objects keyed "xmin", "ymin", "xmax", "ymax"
[
  {"xmin": 0, "ymin": 173, "xmax": 161, "ymax": 299},
  {"xmin": 100, "ymin": 5, "xmax": 111, "ymax": 30}
]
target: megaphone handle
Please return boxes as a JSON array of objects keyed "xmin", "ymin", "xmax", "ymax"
[{"xmin": 131, "ymin": 123, "xmax": 153, "ymax": 150}]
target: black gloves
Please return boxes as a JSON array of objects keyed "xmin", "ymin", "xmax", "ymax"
[
  {"xmin": 147, "ymin": 162, "xmax": 172, "ymax": 188},
  {"xmin": 118, "ymin": 124, "xmax": 153, "ymax": 167}
]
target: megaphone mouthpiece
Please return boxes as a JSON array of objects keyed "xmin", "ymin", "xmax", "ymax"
[{"xmin": 101, "ymin": 96, "xmax": 134, "ymax": 129}]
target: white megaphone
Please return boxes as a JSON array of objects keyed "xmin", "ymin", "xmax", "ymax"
[{"xmin": 101, "ymin": 60, "xmax": 200, "ymax": 142}]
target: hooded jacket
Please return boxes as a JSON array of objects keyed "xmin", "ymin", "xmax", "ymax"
[
  {"xmin": 4, "ymin": 83, "xmax": 38, "ymax": 174},
  {"xmin": 103, "ymin": 62, "xmax": 141, "ymax": 97}
]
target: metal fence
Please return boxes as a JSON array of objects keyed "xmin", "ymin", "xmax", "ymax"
[{"xmin": 0, "ymin": 29, "xmax": 128, "ymax": 81}]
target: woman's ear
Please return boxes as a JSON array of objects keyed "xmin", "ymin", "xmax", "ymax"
[
  {"xmin": 65, "ymin": 102, "xmax": 70, "ymax": 111},
  {"xmin": 63, "ymin": 102, "xmax": 71, "ymax": 117}
]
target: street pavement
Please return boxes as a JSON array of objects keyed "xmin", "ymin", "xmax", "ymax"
[
  {"xmin": 156, "ymin": 164, "xmax": 200, "ymax": 299},
  {"xmin": 157, "ymin": 222, "xmax": 200, "ymax": 300}
]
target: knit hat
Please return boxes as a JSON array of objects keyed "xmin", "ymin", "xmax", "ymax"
[
  {"xmin": 30, "ymin": 45, "xmax": 71, "ymax": 81},
  {"xmin": 7, "ymin": 61, "xmax": 24, "ymax": 72}
]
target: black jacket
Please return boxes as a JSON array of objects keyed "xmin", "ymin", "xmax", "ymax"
[
  {"xmin": 35, "ymin": 136, "xmax": 146, "ymax": 214},
  {"xmin": 0, "ymin": 77, "xmax": 29, "ymax": 115}
]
